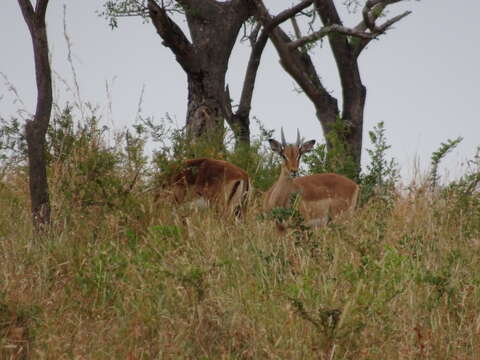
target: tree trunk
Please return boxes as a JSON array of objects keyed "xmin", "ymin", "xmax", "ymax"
[
  {"xmin": 147, "ymin": 0, "xmax": 256, "ymax": 148},
  {"xmin": 341, "ymin": 82, "xmax": 366, "ymax": 173},
  {"xmin": 18, "ymin": 0, "xmax": 52, "ymax": 228},
  {"xmin": 26, "ymin": 122, "xmax": 50, "ymax": 226},
  {"xmin": 314, "ymin": 56, "xmax": 366, "ymax": 175},
  {"xmin": 230, "ymin": 112, "xmax": 250, "ymax": 149},
  {"xmin": 186, "ymin": 72, "xmax": 225, "ymax": 141}
]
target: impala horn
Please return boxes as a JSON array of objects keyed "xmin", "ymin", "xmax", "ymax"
[
  {"xmin": 296, "ymin": 128, "xmax": 302, "ymax": 147},
  {"xmin": 280, "ymin": 127, "xmax": 287, "ymax": 147}
]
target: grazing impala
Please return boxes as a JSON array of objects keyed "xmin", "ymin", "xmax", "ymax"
[
  {"xmin": 172, "ymin": 158, "xmax": 250, "ymax": 216},
  {"xmin": 264, "ymin": 129, "xmax": 359, "ymax": 228}
]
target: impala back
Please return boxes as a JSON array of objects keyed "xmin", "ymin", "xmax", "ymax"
[
  {"xmin": 172, "ymin": 158, "xmax": 250, "ymax": 216},
  {"xmin": 294, "ymin": 173, "xmax": 359, "ymax": 226}
]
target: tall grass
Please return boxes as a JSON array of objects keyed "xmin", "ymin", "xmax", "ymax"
[{"xmin": 1, "ymin": 107, "xmax": 479, "ymax": 359}]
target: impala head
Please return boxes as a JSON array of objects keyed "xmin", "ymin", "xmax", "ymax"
[{"xmin": 268, "ymin": 128, "xmax": 316, "ymax": 178}]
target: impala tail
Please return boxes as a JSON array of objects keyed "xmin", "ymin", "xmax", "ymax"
[{"xmin": 227, "ymin": 177, "xmax": 251, "ymax": 217}]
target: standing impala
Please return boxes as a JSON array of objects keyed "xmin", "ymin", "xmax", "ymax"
[{"xmin": 264, "ymin": 129, "xmax": 359, "ymax": 228}]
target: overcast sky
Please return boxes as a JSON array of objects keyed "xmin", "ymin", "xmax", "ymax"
[{"xmin": 1, "ymin": 0, "xmax": 479, "ymax": 182}]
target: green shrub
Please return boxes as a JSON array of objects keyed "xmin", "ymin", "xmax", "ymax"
[
  {"xmin": 303, "ymin": 117, "xmax": 357, "ymax": 180},
  {"xmin": 429, "ymin": 136, "xmax": 463, "ymax": 190},
  {"xmin": 359, "ymin": 121, "xmax": 399, "ymax": 205}
]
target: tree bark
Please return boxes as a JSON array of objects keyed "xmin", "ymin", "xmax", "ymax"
[
  {"xmin": 186, "ymin": 72, "xmax": 225, "ymax": 143},
  {"xmin": 114, "ymin": 0, "xmax": 309, "ymax": 149},
  {"xmin": 148, "ymin": 0, "xmax": 254, "ymax": 147},
  {"xmin": 315, "ymin": 0, "xmax": 367, "ymax": 172},
  {"xmin": 227, "ymin": 0, "xmax": 315, "ymax": 148},
  {"xmin": 18, "ymin": 0, "xmax": 52, "ymax": 228}
]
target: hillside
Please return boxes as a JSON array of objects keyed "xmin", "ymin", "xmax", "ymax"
[{"xmin": 1, "ymin": 115, "xmax": 479, "ymax": 359}]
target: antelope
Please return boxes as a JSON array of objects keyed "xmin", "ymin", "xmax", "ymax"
[
  {"xmin": 172, "ymin": 158, "xmax": 250, "ymax": 216},
  {"xmin": 264, "ymin": 129, "xmax": 359, "ymax": 228}
]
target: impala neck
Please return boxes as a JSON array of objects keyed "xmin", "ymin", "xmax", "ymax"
[{"xmin": 279, "ymin": 165, "xmax": 295, "ymax": 182}]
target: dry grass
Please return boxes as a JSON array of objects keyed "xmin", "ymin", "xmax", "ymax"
[{"xmin": 1, "ymin": 169, "xmax": 480, "ymax": 359}]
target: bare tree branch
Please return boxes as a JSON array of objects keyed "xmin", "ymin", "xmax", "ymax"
[
  {"xmin": 362, "ymin": 0, "xmax": 404, "ymax": 31},
  {"xmin": 376, "ymin": 10, "xmax": 412, "ymax": 32},
  {"xmin": 223, "ymin": 0, "xmax": 314, "ymax": 145},
  {"xmin": 289, "ymin": 24, "xmax": 375, "ymax": 50},
  {"xmin": 35, "ymin": 0, "xmax": 49, "ymax": 20},
  {"xmin": 242, "ymin": 0, "xmax": 315, "ymax": 88},
  {"xmin": 147, "ymin": 0, "xmax": 194, "ymax": 72},
  {"xmin": 291, "ymin": 16, "xmax": 302, "ymax": 40},
  {"xmin": 266, "ymin": 0, "xmax": 313, "ymax": 31},
  {"xmin": 248, "ymin": 22, "xmax": 262, "ymax": 47},
  {"xmin": 253, "ymin": 0, "xmax": 338, "ymax": 118},
  {"xmin": 355, "ymin": 4, "xmax": 384, "ymax": 31},
  {"xmin": 354, "ymin": 1, "xmax": 412, "ymax": 57},
  {"xmin": 17, "ymin": 0, "xmax": 34, "ymax": 28},
  {"xmin": 296, "ymin": 0, "xmax": 410, "ymax": 52},
  {"xmin": 229, "ymin": 0, "xmax": 316, "ymax": 120},
  {"xmin": 235, "ymin": 25, "xmax": 269, "ymax": 119},
  {"xmin": 17, "ymin": 0, "xmax": 53, "ymax": 135}
]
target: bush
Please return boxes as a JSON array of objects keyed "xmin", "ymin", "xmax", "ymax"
[
  {"xmin": 303, "ymin": 117, "xmax": 357, "ymax": 180},
  {"xmin": 359, "ymin": 121, "xmax": 399, "ymax": 205},
  {"xmin": 429, "ymin": 136, "xmax": 463, "ymax": 190}
]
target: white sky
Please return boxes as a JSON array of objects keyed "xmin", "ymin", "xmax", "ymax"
[{"xmin": 1, "ymin": 0, "xmax": 479, "ymax": 182}]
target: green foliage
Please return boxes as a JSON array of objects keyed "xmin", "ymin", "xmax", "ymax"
[
  {"xmin": 260, "ymin": 192, "xmax": 312, "ymax": 237},
  {"xmin": 359, "ymin": 121, "xmax": 399, "ymax": 204},
  {"xmin": 415, "ymin": 250, "xmax": 464, "ymax": 311},
  {"xmin": 3, "ymin": 97, "xmax": 480, "ymax": 358},
  {"xmin": 100, "ymin": 1, "xmax": 150, "ymax": 29},
  {"xmin": 144, "ymin": 114, "xmax": 280, "ymax": 191},
  {"xmin": 430, "ymin": 136, "xmax": 463, "ymax": 190},
  {"xmin": 74, "ymin": 241, "xmax": 129, "ymax": 307},
  {"xmin": 227, "ymin": 119, "xmax": 280, "ymax": 191},
  {"xmin": 262, "ymin": 206, "xmax": 304, "ymax": 228},
  {"xmin": 444, "ymin": 146, "xmax": 480, "ymax": 197},
  {"xmin": 99, "ymin": 0, "xmax": 185, "ymax": 29},
  {"xmin": 0, "ymin": 116, "xmax": 27, "ymax": 175},
  {"xmin": 46, "ymin": 106, "xmax": 76, "ymax": 163},
  {"xmin": 288, "ymin": 297, "xmax": 343, "ymax": 352},
  {"xmin": 49, "ymin": 108, "xmax": 124, "ymax": 211},
  {"xmin": 303, "ymin": 117, "xmax": 357, "ymax": 180},
  {"xmin": 302, "ymin": 121, "xmax": 399, "ymax": 206},
  {"xmin": 440, "ymin": 146, "xmax": 480, "ymax": 238}
]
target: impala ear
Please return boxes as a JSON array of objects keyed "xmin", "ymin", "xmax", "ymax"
[
  {"xmin": 268, "ymin": 139, "xmax": 283, "ymax": 154},
  {"xmin": 300, "ymin": 140, "xmax": 316, "ymax": 154}
]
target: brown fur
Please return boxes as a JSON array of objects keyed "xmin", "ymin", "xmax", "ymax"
[
  {"xmin": 264, "ymin": 141, "xmax": 359, "ymax": 227},
  {"xmin": 293, "ymin": 173, "xmax": 359, "ymax": 225},
  {"xmin": 172, "ymin": 158, "xmax": 250, "ymax": 216}
]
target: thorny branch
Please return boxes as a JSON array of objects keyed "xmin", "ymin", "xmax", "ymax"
[
  {"xmin": 353, "ymin": 0, "xmax": 411, "ymax": 56},
  {"xmin": 289, "ymin": 23, "xmax": 375, "ymax": 50},
  {"xmin": 283, "ymin": 0, "xmax": 412, "ymax": 53},
  {"xmin": 226, "ymin": 1, "xmax": 314, "ymax": 127}
]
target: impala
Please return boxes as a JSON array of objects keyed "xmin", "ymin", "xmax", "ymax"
[
  {"xmin": 264, "ymin": 129, "xmax": 359, "ymax": 228},
  {"xmin": 172, "ymin": 158, "xmax": 250, "ymax": 216}
]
